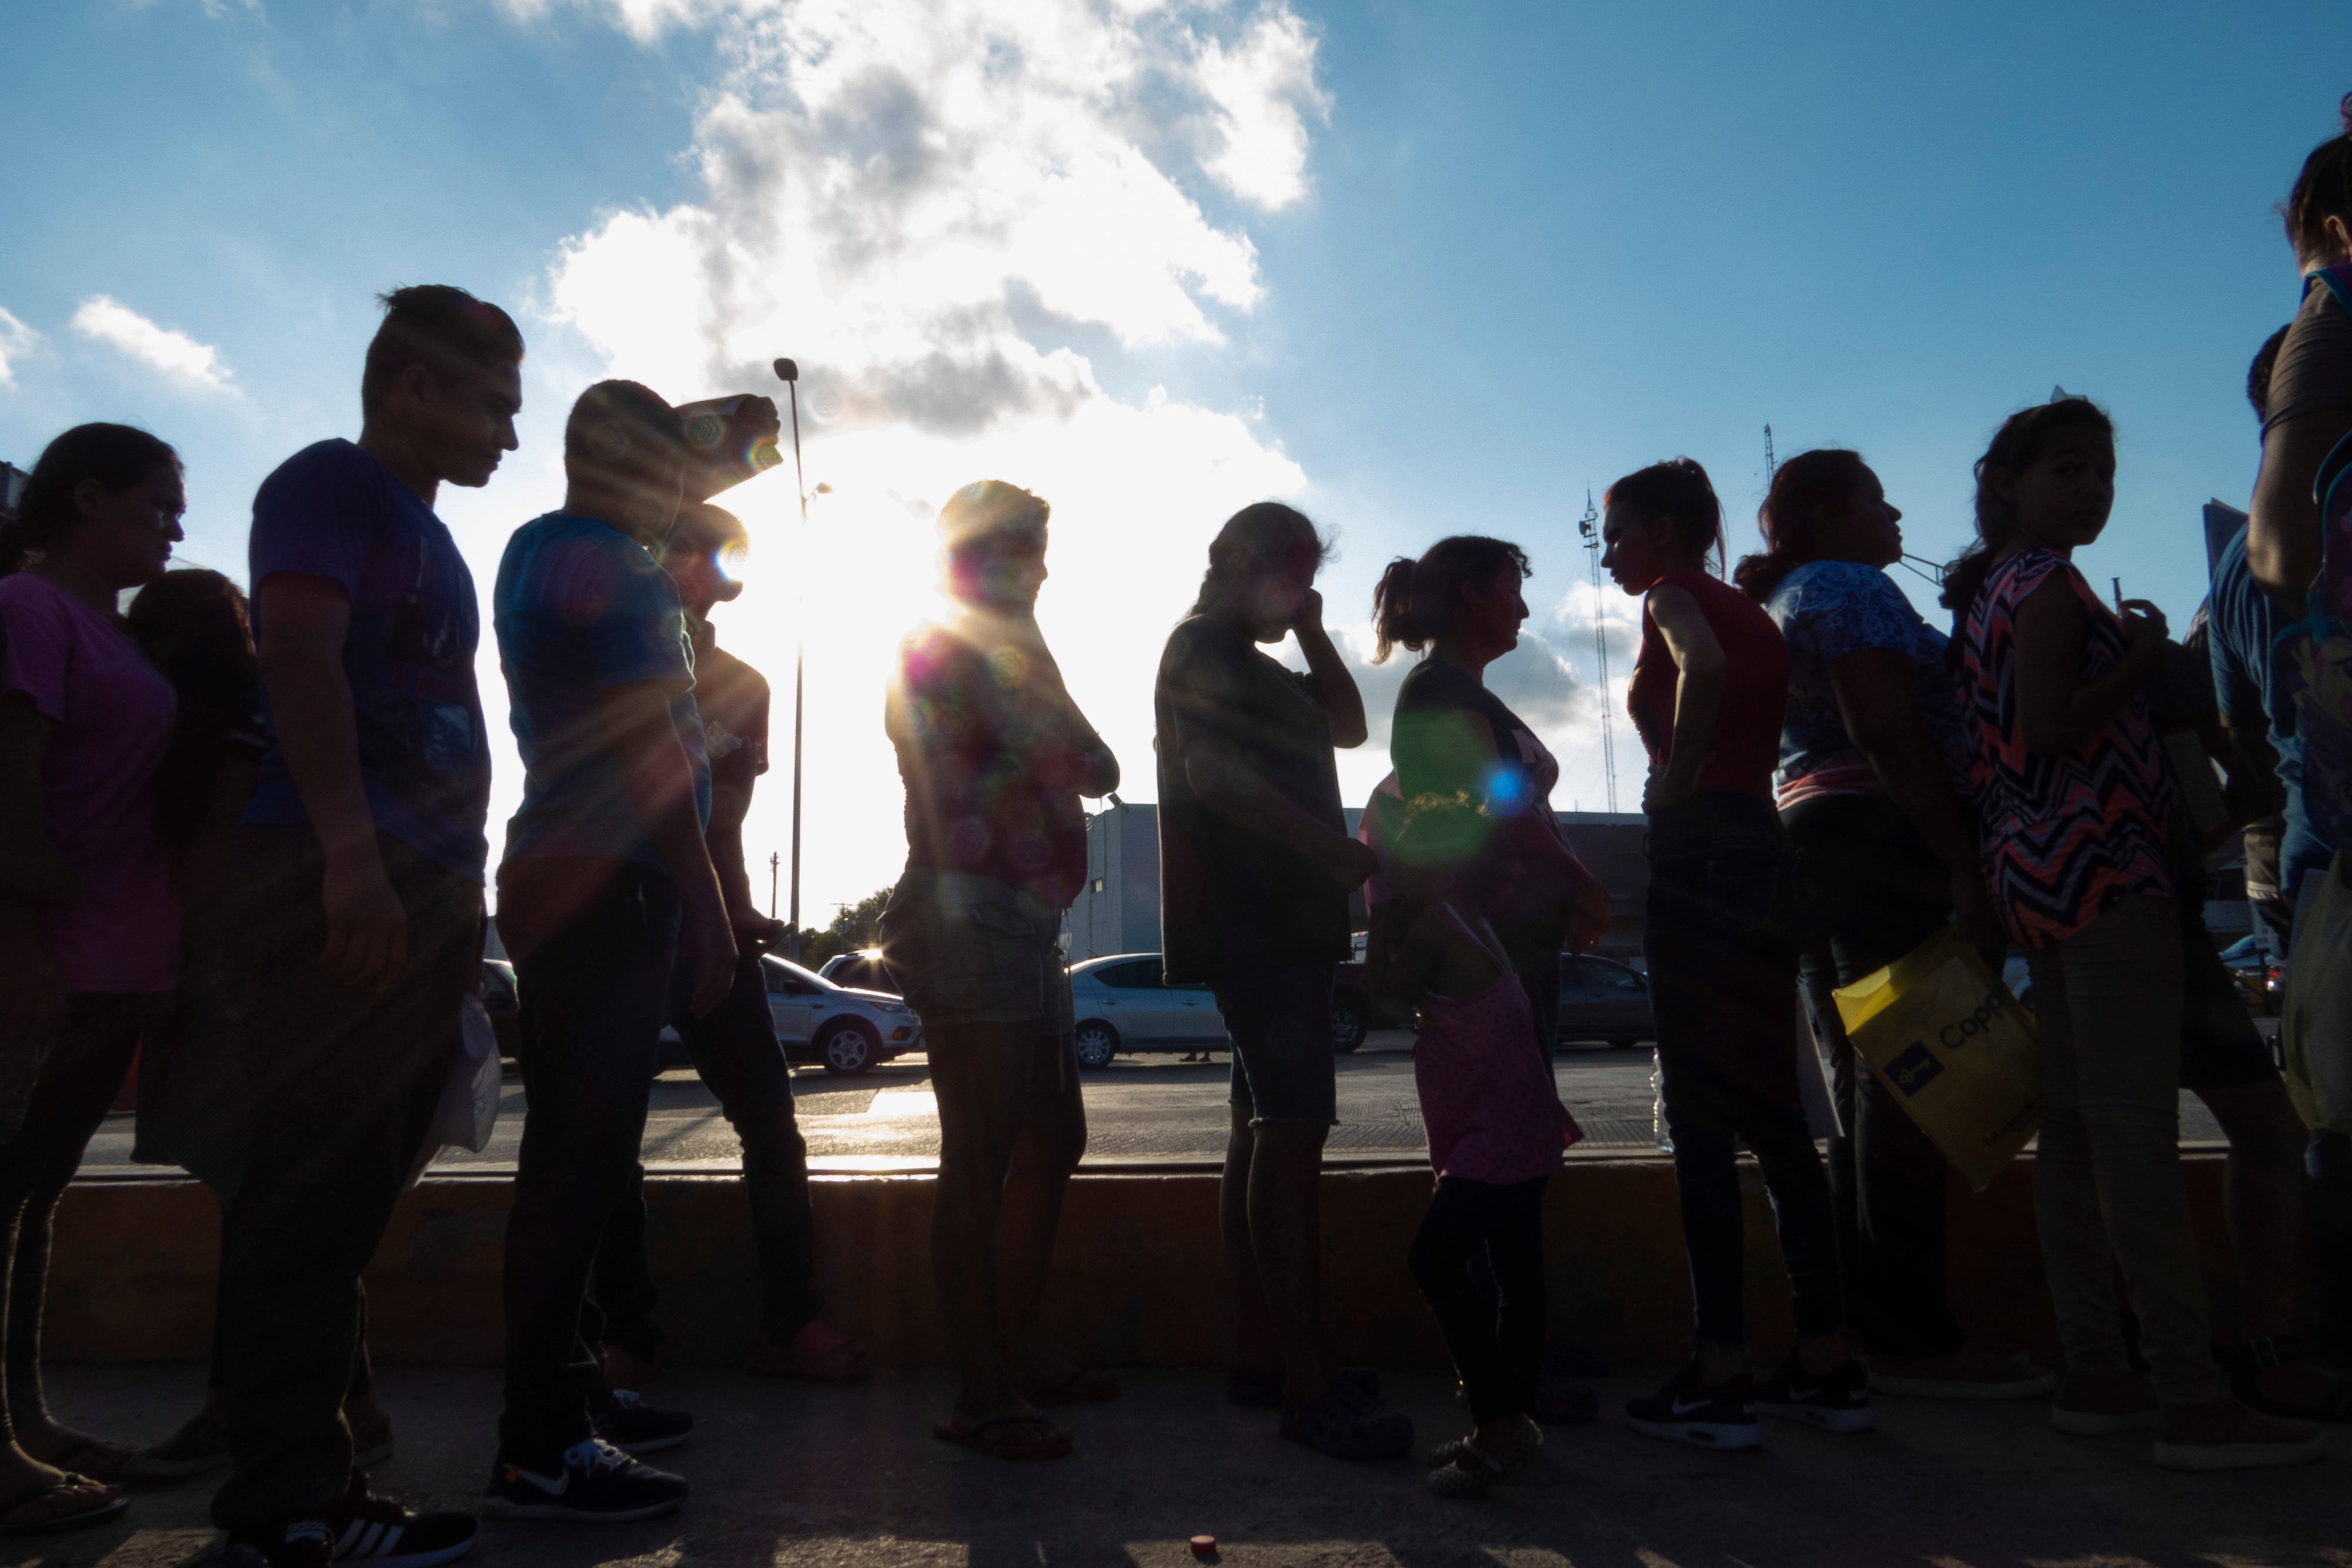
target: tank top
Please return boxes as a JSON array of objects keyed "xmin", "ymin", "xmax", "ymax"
[{"xmin": 1627, "ymin": 570, "xmax": 1790, "ymax": 800}]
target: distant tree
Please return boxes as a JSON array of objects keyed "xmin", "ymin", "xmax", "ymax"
[{"xmin": 802, "ymin": 885, "xmax": 894, "ymax": 967}]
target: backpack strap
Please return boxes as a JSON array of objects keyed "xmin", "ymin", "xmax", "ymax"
[{"xmin": 2317, "ymin": 263, "xmax": 2352, "ymax": 319}]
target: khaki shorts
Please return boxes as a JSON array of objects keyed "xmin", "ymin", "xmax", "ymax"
[{"xmin": 880, "ymin": 870, "xmax": 1074, "ymax": 1044}]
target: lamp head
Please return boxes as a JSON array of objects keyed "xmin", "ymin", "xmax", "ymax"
[{"xmin": 773, "ymin": 357, "xmax": 799, "ymax": 383}]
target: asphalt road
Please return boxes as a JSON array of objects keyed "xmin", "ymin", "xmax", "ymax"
[{"xmin": 82, "ymin": 1027, "xmax": 2239, "ymax": 1175}]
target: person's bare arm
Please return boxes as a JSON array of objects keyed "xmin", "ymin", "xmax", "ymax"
[
  {"xmin": 2010, "ymin": 576, "xmax": 2167, "ymax": 758},
  {"xmin": 602, "ymin": 680, "xmax": 737, "ymax": 1015},
  {"xmin": 1184, "ymin": 730, "xmax": 1378, "ymax": 891},
  {"xmin": 0, "ymin": 694, "xmax": 69, "ymax": 1058},
  {"xmin": 704, "ymin": 773, "xmax": 761, "ymax": 932},
  {"xmin": 255, "ymin": 573, "xmax": 407, "ymax": 991},
  {"xmin": 1828, "ymin": 647, "xmax": 2000, "ymax": 954},
  {"xmin": 2249, "ymin": 407, "xmax": 2352, "ymax": 613},
  {"xmin": 1643, "ymin": 584, "xmax": 1725, "ymax": 810},
  {"xmin": 1294, "ymin": 589, "xmax": 1367, "ymax": 748}
]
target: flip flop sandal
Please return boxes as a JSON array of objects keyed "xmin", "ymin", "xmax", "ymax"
[
  {"xmin": 749, "ymin": 1335, "xmax": 873, "ymax": 1382},
  {"xmin": 0, "ymin": 1475, "xmax": 129, "ymax": 1534},
  {"xmin": 1425, "ymin": 1430, "xmax": 1542, "ymax": 1473},
  {"xmin": 1024, "ymin": 1368, "xmax": 1120, "ymax": 1406},
  {"xmin": 1426, "ymin": 1446, "xmax": 1508, "ymax": 1499},
  {"xmin": 2236, "ymin": 1338, "xmax": 2352, "ymax": 1422},
  {"xmin": 931, "ymin": 1415, "xmax": 1073, "ymax": 1461},
  {"xmin": 38, "ymin": 1437, "xmax": 136, "ymax": 1483}
]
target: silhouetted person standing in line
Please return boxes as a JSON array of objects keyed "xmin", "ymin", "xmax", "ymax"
[
  {"xmin": 483, "ymin": 380, "xmax": 729, "ymax": 1521},
  {"xmin": 1602, "ymin": 458, "xmax": 1862, "ymax": 1452},
  {"xmin": 881, "ymin": 482, "xmax": 1118, "ymax": 1462},
  {"xmin": 588, "ymin": 502, "xmax": 872, "ymax": 1389},
  {"xmin": 212, "ymin": 286, "xmax": 516, "ymax": 1566},
  {"xmin": 0, "ymin": 424, "xmax": 183, "ymax": 1533},
  {"xmin": 1156, "ymin": 502, "xmax": 1413, "ymax": 1461}
]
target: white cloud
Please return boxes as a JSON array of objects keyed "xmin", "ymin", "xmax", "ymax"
[
  {"xmin": 526, "ymin": 0, "xmax": 1332, "ymax": 907},
  {"xmin": 69, "ymin": 296, "xmax": 235, "ymax": 392},
  {"xmin": 0, "ymin": 309, "xmax": 40, "ymax": 387}
]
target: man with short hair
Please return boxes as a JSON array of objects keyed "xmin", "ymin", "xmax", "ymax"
[
  {"xmin": 215, "ymin": 284, "xmax": 521, "ymax": 1567},
  {"xmin": 481, "ymin": 381, "xmax": 733, "ymax": 1521}
]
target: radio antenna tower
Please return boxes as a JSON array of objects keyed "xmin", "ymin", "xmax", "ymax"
[
  {"xmin": 1576, "ymin": 487, "xmax": 1619, "ymax": 814},
  {"xmin": 1763, "ymin": 423, "xmax": 1778, "ymax": 480}
]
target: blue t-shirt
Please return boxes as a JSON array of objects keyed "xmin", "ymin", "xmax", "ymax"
[
  {"xmin": 1765, "ymin": 559, "xmax": 1970, "ymax": 808},
  {"xmin": 243, "ymin": 439, "xmax": 492, "ymax": 880},
  {"xmin": 2209, "ymin": 524, "xmax": 2350, "ymax": 891},
  {"xmin": 495, "ymin": 512, "xmax": 710, "ymax": 871}
]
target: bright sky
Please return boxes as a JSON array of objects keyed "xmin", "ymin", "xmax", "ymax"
[{"xmin": 2, "ymin": 1, "xmax": 2343, "ymax": 920}]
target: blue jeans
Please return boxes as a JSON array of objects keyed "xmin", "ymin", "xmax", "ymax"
[
  {"xmin": 1646, "ymin": 790, "xmax": 1842, "ymax": 1350},
  {"xmin": 499, "ymin": 864, "xmax": 679, "ymax": 1467}
]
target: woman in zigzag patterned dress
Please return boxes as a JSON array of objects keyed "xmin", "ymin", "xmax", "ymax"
[{"xmin": 1946, "ymin": 396, "xmax": 2320, "ymax": 1472}]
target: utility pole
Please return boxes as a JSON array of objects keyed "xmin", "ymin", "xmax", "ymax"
[
  {"xmin": 1575, "ymin": 488, "xmax": 1619, "ymax": 815},
  {"xmin": 774, "ymin": 358, "xmax": 808, "ymax": 960},
  {"xmin": 769, "ymin": 851, "xmax": 780, "ymax": 920}
]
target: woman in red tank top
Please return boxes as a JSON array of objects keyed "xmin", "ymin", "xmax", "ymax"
[{"xmin": 1599, "ymin": 459, "xmax": 1865, "ymax": 1451}]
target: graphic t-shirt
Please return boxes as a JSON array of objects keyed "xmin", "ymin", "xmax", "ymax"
[
  {"xmin": 1960, "ymin": 549, "xmax": 2175, "ymax": 948},
  {"xmin": 243, "ymin": 439, "xmax": 492, "ymax": 880},
  {"xmin": 1626, "ymin": 570, "xmax": 1789, "ymax": 800},
  {"xmin": 1155, "ymin": 614, "xmax": 1349, "ymax": 982},
  {"xmin": 495, "ymin": 513, "xmax": 710, "ymax": 872},
  {"xmin": 2209, "ymin": 524, "xmax": 2350, "ymax": 893},
  {"xmin": 886, "ymin": 613, "xmax": 1103, "ymax": 908},
  {"xmin": 1765, "ymin": 559, "xmax": 1970, "ymax": 808},
  {"xmin": 0, "ymin": 572, "xmax": 179, "ymax": 992}
]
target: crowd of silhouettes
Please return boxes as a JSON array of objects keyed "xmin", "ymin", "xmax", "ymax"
[{"xmin": 0, "ymin": 85, "xmax": 2345, "ymax": 1553}]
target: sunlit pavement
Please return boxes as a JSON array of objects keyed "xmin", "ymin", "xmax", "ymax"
[
  {"xmin": 81, "ymin": 1029, "xmax": 2238, "ymax": 1177},
  {"xmin": 26, "ymin": 1361, "xmax": 2348, "ymax": 1568}
]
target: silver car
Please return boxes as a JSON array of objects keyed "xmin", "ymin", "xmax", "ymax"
[
  {"xmin": 759, "ymin": 955, "xmax": 920, "ymax": 1075},
  {"xmin": 1067, "ymin": 953, "xmax": 1232, "ymax": 1068}
]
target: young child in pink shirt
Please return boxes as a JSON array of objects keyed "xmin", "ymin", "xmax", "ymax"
[{"xmin": 1377, "ymin": 806, "xmax": 1579, "ymax": 1499}]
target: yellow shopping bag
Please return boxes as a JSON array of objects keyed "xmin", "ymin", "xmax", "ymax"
[{"xmin": 1833, "ymin": 928, "xmax": 2040, "ymax": 1191}]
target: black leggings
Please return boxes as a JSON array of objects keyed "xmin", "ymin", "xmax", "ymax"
[
  {"xmin": 1407, "ymin": 1175, "xmax": 1548, "ymax": 1423},
  {"xmin": 0, "ymin": 997, "xmax": 146, "ymax": 1446}
]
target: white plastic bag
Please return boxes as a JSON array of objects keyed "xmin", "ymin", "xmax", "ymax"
[
  {"xmin": 406, "ymin": 997, "xmax": 502, "ymax": 1186},
  {"xmin": 2283, "ymin": 851, "xmax": 2352, "ymax": 1136}
]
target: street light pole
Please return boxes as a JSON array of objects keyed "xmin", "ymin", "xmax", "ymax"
[{"xmin": 774, "ymin": 357, "xmax": 807, "ymax": 961}]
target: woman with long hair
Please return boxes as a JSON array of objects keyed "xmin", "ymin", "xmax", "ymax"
[
  {"xmin": 1370, "ymin": 537, "xmax": 1609, "ymax": 1066},
  {"xmin": 1154, "ymin": 502, "xmax": 1412, "ymax": 1460},
  {"xmin": 1735, "ymin": 449, "xmax": 2052, "ymax": 1400},
  {"xmin": 1946, "ymin": 397, "xmax": 2319, "ymax": 1469},
  {"xmin": 1602, "ymin": 457, "xmax": 1861, "ymax": 1450},
  {"xmin": 0, "ymin": 423, "xmax": 184, "ymax": 1528}
]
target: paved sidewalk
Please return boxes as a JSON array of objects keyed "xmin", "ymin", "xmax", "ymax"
[{"xmin": 18, "ymin": 1363, "xmax": 2347, "ymax": 1568}]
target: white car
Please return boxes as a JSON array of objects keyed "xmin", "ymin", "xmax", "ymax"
[
  {"xmin": 1067, "ymin": 954, "xmax": 1231, "ymax": 1068},
  {"xmin": 656, "ymin": 955, "xmax": 918, "ymax": 1075},
  {"xmin": 759, "ymin": 956, "xmax": 921, "ymax": 1074}
]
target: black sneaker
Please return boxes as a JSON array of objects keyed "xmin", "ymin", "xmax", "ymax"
[
  {"xmin": 127, "ymin": 1410, "xmax": 231, "ymax": 1480},
  {"xmin": 479, "ymin": 1439, "xmax": 687, "ymax": 1524},
  {"xmin": 1756, "ymin": 1354, "xmax": 1875, "ymax": 1434},
  {"xmin": 1279, "ymin": 1379, "xmax": 1415, "ymax": 1461},
  {"xmin": 590, "ymin": 1389, "xmax": 692, "ymax": 1456},
  {"xmin": 224, "ymin": 1478, "xmax": 477, "ymax": 1568},
  {"xmin": 1625, "ymin": 1362, "xmax": 1761, "ymax": 1450}
]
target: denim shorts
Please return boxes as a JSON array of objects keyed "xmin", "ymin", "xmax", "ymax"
[
  {"xmin": 879, "ymin": 870, "xmax": 1074, "ymax": 1043},
  {"xmin": 1212, "ymin": 965, "xmax": 1337, "ymax": 1126}
]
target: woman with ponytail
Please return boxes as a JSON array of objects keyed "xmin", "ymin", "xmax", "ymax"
[
  {"xmin": 1601, "ymin": 457, "xmax": 1863, "ymax": 1450},
  {"xmin": 0, "ymin": 423, "xmax": 183, "ymax": 1527},
  {"xmin": 1950, "ymin": 397, "xmax": 2320, "ymax": 1470},
  {"xmin": 1371, "ymin": 537, "xmax": 1608, "ymax": 1067},
  {"xmin": 1736, "ymin": 450, "xmax": 2047, "ymax": 1400}
]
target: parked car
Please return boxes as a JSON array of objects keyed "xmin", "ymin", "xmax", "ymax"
[
  {"xmin": 479, "ymin": 959, "xmax": 520, "ymax": 1058},
  {"xmin": 658, "ymin": 955, "xmax": 920, "ymax": 1075},
  {"xmin": 818, "ymin": 948, "xmax": 897, "ymax": 996},
  {"xmin": 1067, "ymin": 953, "xmax": 1369, "ymax": 1068},
  {"xmin": 1555, "ymin": 954, "xmax": 1653, "ymax": 1047},
  {"xmin": 2219, "ymin": 934, "xmax": 2285, "ymax": 1018}
]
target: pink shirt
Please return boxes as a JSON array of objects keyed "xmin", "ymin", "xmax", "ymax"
[
  {"xmin": 1413, "ymin": 916, "xmax": 1579, "ymax": 1183},
  {"xmin": 0, "ymin": 572, "xmax": 178, "ymax": 992}
]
